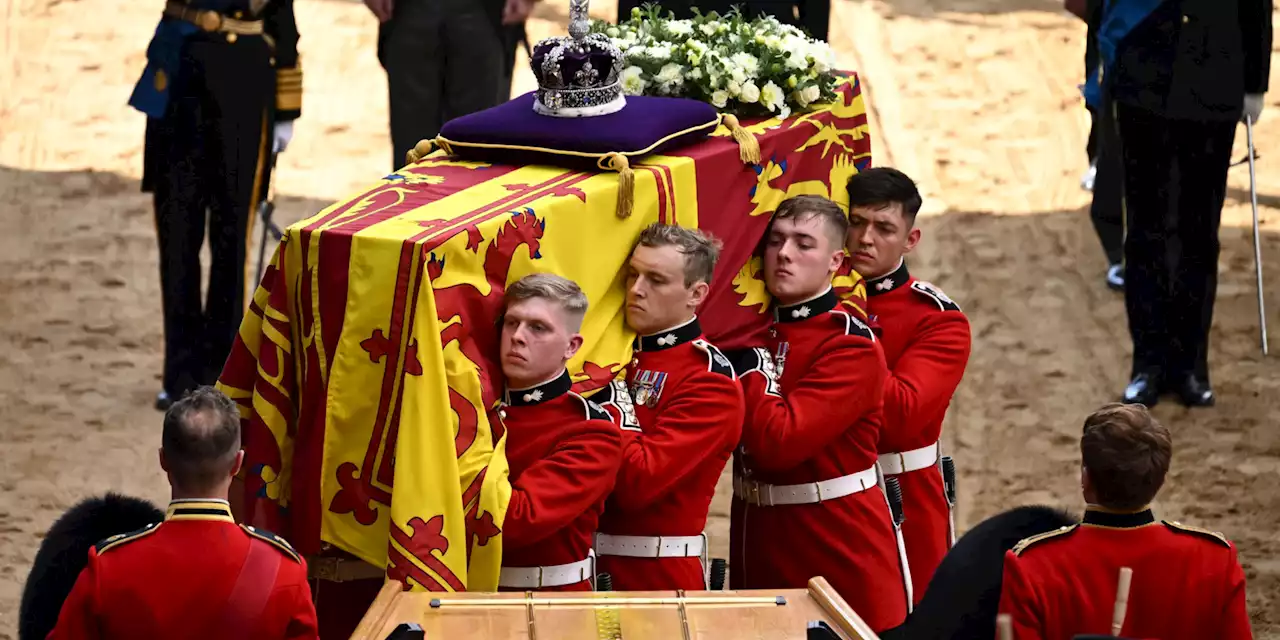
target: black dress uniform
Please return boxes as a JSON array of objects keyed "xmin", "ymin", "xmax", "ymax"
[
  {"xmin": 1100, "ymin": 0, "xmax": 1271, "ymax": 406},
  {"xmin": 132, "ymin": 0, "xmax": 302, "ymax": 407}
]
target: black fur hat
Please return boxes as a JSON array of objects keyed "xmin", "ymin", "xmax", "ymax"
[
  {"xmin": 19, "ymin": 493, "xmax": 164, "ymax": 640},
  {"xmin": 879, "ymin": 504, "xmax": 1077, "ymax": 640}
]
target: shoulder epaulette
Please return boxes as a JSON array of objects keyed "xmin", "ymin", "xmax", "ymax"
[
  {"xmin": 241, "ymin": 524, "xmax": 302, "ymax": 563},
  {"xmin": 911, "ymin": 280, "xmax": 962, "ymax": 312},
  {"xmin": 830, "ymin": 308, "xmax": 877, "ymax": 342},
  {"xmin": 1163, "ymin": 520, "xmax": 1231, "ymax": 548},
  {"xmin": 692, "ymin": 339, "xmax": 736, "ymax": 379},
  {"xmin": 572, "ymin": 391, "xmax": 614, "ymax": 423},
  {"xmin": 1012, "ymin": 524, "xmax": 1079, "ymax": 556},
  {"xmin": 94, "ymin": 522, "xmax": 162, "ymax": 555}
]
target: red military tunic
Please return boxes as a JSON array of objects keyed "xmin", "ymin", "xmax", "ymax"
[
  {"xmin": 865, "ymin": 259, "xmax": 971, "ymax": 601},
  {"xmin": 729, "ymin": 287, "xmax": 907, "ymax": 632},
  {"xmin": 46, "ymin": 499, "xmax": 318, "ymax": 640},
  {"xmin": 498, "ymin": 370, "xmax": 623, "ymax": 591},
  {"xmin": 998, "ymin": 507, "xmax": 1252, "ymax": 640},
  {"xmin": 595, "ymin": 316, "xmax": 744, "ymax": 591}
]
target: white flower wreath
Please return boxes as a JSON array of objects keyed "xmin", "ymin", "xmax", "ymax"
[{"xmin": 591, "ymin": 5, "xmax": 841, "ymax": 119}]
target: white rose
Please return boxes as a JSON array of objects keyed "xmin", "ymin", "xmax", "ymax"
[
  {"xmin": 760, "ymin": 80, "xmax": 784, "ymax": 112},
  {"xmin": 730, "ymin": 66, "xmax": 747, "ymax": 84},
  {"xmin": 801, "ymin": 84, "xmax": 821, "ymax": 105},
  {"xmin": 729, "ymin": 52, "xmax": 760, "ymax": 76},
  {"xmin": 620, "ymin": 66, "xmax": 648, "ymax": 95},
  {"xmin": 728, "ymin": 80, "xmax": 742, "ymax": 97},
  {"xmin": 666, "ymin": 19, "xmax": 693, "ymax": 36},
  {"xmin": 740, "ymin": 81, "xmax": 760, "ymax": 103},
  {"xmin": 655, "ymin": 62, "xmax": 684, "ymax": 89},
  {"xmin": 710, "ymin": 90, "xmax": 729, "ymax": 108},
  {"xmin": 606, "ymin": 27, "xmax": 620, "ymax": 37},
  {"xmin": 699, "ymin": 22, "xmax": 717, "ymax": 36},
  {"xmin": 690, "ymin": 67, "xmax": 703, "ymax": 80},
  {"xmin": 647, "ymin": 45, "xmax": 672, "ymax": 60}
]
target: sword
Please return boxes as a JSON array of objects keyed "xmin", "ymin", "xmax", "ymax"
[
  {"xmin": 1246, "ymin": 115, "xmax": 1269, "ymax": 356},
  {"xmin": 884, "ymin": 475, "xmax": 914, "ymax": 612},
  {"xmin": 254, "ymin": 152, "xmax": 285, "ymax": 287}
]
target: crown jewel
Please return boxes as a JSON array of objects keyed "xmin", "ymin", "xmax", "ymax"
[{"xmin": 530, "ymin": 0, "xmax": 627, "ymax": 117}]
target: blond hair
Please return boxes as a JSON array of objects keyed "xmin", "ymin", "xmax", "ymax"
[
  {"xmin": 504, "ymin": 273, "xmax": 589, "ymax": 330},
  {"xmin": 636, "ymin": 223, "xmax": 723, "ymax": 287}
]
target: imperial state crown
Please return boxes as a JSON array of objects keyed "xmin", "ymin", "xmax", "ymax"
[{"xmin": 530, "ymin": 0, "xmax": 626, "ymax": 117}]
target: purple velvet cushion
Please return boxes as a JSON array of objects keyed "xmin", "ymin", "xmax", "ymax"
[{"xmin": 437, "ymin": 92, "xmax": 720, "ymax": 169}]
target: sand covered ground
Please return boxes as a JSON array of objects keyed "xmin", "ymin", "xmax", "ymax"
[{"xmin": 3, "ymin": 0, "xmax": 1279, "ymax": 635}]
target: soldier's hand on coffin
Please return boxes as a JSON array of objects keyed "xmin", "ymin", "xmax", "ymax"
[
  {"xmin": 273, "ymin": 121, "xmax": 294, "ymax": 154},
  {"xmin": 502, "ymin": 0, "xmax": 535, "ymax": 25},
  {"xmin": 363, "ymin": 0, "xmax": 394, "ymax": 22},
  {"xmin": 1243, "ymin": 93, "xmax": 1265, "ymax": 123}
]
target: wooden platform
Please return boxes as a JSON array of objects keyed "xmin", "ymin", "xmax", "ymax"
[{"xmin": 350, "ymin": 577, "xmax": 881, "ymax": 640}]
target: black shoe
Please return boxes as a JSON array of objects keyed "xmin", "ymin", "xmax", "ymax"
[
  {"xmin": 1173, "ymin": 374, "xmax": 1216, "ymax": 407},
  {"xmin": 1122, "ymin": 372, "xmax": 1161, "ymax": 407},
  {"xmin": 155, "ymin": 391, "xmax": 173, "ymax": 412},
  {"xmin": 1105, "ymin": 264, "xmax": 1125, "ymax": 291}
]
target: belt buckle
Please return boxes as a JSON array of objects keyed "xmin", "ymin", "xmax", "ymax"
[{"xmin": 197, "ymin": 10, "xmax": 223, "ymax": 32}]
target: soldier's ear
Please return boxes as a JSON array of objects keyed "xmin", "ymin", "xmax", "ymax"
[
  {"xmin": 904, "ymin": 227, "xmax": 922, "ymax": 254},
  {"xmin": 565, "ymin": 334, "xmax": 584, "ymax": 360},
  {"xmin": 231, "ymin": 450, "xmax": 245, "ymax": 478},
  {"xmin": 688, "ymin": 280, "xmax": 710, "ymax": 309},
  {"xmin": 158, "ymin": 447, "xmax": 169, "ymax": 473}
]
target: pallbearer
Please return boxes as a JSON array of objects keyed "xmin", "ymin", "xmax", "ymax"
[
  {"xmin": 727, "ymin": 195, "xmax": 907, "ymax": 632},
  {"xmin": 845, "ymin": 168, "xmax": 972, "ymax": 600},
  {"xmin": 594, "ymin": 224, "xmax": 745, "ymax": 591},
  {"xmin": 497, "ymin": 274, "xmax": 623, "ymax": 591}
]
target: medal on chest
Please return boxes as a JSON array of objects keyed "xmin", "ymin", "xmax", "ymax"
[
  {"xmin": 630, "ymin": 370, "xmax": 668, "ymax": 409},
  {"xmin": 773, "ymin": 342, "xmax": 790, "ymax": 378}
]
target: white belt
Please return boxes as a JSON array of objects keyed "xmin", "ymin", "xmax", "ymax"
[
  {"xmin": 498, "ymin": 554, "xmax": 594, "ymax": 589},
  {"xmin": 733, "ymin": 465, "xmax": 878, "ymax": 506},
  {"xmin": 878, "ymin": 442, "xmax": 940, "ymax": 476},
  {"xmin": 594, "ymin": 533, "xmax": 706, "ymax": 558}
]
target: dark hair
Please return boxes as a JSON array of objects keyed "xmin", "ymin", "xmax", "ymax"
[
  {"xmin": 161, "ymin": 386, "xmax": 242, "ymax": 492},
  {"xmin": 636, "ymin": 223, "xmax": 723, "ymax": 287},
  {"xmin": 773, "ymin": 195, "xmax": 849, "ymax": 248},
  {"xmin": 845, "ymin": 167, "xmax": 924, "ymax": 228},
  {"xmin": 1080, "ymin": 403, "xmax": 1173, "ymax": 510}
]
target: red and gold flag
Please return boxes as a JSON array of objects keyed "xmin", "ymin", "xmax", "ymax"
[{"xmin": 217, "ymin": 72, "xmax": 873, "ymax": 593}]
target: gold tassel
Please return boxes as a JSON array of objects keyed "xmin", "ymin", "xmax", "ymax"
[
  {"xmin": 722, "ymin": 114, "xmax": 761, "ymax": 165},
  {"xmin": 404, "ymin": 138, "xmax": 438, "ymax": 166},
  {"xmin": 601, "ymin": 152, "xmax": 635, "ymax": 219}
]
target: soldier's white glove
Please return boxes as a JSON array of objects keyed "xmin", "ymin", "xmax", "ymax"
[
  {"xmin": 273, "ymin": 121, "xmax": 294, "ymax": 154},
  {"xmin": 1243, "ymin": 93, "xmax": 1265, "ymax": 124}
]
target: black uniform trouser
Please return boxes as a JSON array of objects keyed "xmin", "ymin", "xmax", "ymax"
[
  {"xmin": 146, "ymin": 34, "xmax": 274, "ymax": 398},
  {"xmin": 379, "ymin": 0, "xmax": 506, "ymax": 171},
  {"xmin": 1115, "ymin": 101, "xmax": 1236, "ymax": 380},
  {"xmin": 1087, "ymin": 104, "xmax": 1125, "ymax": 266}
]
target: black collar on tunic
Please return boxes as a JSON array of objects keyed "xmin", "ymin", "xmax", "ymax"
[
  {"xmin": 634, "ymin": 316, "xmax": 701, "ymax": 352},
  {"xmin": 866, "ymin": 259, "xmax": 910, "ymax": 297},
  {"xmin": 165, "ymin": 499, "xmax": 235, "ymax": 523},
  {"xmin": 774, "ymin": 287, "xmax": 838, "ymax": 323},
  {"xmin": 1082, "ymin": 507, "xmax": 1156, "ymax": 529},
  {"xmin": 503, "ymin": 370, "xmax": 572, "ymax": 406}
]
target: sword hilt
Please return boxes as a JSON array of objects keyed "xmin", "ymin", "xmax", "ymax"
[
  {"xmin": 885, "ymin": 476, "xmax": 905, "ymax": 527},
  {"xmin": 709, "ymin": 558, "xmax": 728, "ymax": 591},
  {"xmin": 595, "ymin": 572, "xmax": 614, "ymax": 591},
  {"xmin": 942, "ymin": 456, "xmax": 957, "ymax": 506}
]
